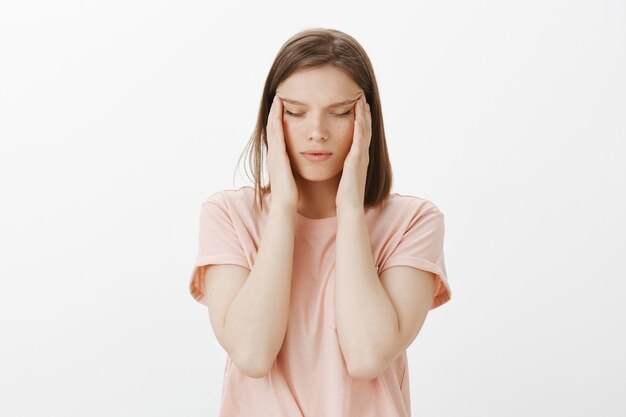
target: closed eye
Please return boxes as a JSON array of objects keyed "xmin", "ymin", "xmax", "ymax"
[{"xmin": 284, "ymin": 110, "xmax": 353, "ymax": 118}]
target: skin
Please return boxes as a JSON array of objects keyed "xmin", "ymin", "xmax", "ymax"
[
  {"xmin": 274, "ymin": 64, "xmax": 369, "ymax": 218},
  {"xmin": 269, "ymin": 65, "xmax": 434, "ymax": 380},
  {"xmin": 205, "ymin": 65, "xmax": 435, "ymax": 380}
]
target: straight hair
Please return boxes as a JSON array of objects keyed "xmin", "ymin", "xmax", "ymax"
[{"xmin": 234, "ymin": 27, "xmax": 393, "ymax": 212}]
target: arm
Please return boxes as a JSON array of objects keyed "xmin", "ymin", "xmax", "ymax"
[
  {"xmin": 220, "ymin": 203, "xmax": 296, "ymax": 377},
  {"xmin": 335, "ymin": 207, "xmax": 435, "ymax": 380}
]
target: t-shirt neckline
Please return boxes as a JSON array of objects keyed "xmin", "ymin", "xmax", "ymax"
[{"xmin": 295, "ymin": 210, "xmax": 337, "ymax": 232}]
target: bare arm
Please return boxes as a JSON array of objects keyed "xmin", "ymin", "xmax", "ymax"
[
  {"xmin": 218, "ymin": 203, "xmax": 296, "ymax": 378},
  {"xmin": 334, "ymin": 206, "xmax": 435, "ymax": 380},
  {"xmin": 334, "ymin": 206, "xmax": 399, "ymax": 379}
]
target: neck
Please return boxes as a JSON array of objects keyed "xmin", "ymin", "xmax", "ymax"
[{"xmin": 294, "ymin": 171, "xmax": 341, "ymax": 219}]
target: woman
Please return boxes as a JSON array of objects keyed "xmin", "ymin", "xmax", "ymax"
[{"xmin": 188, "ymin": 27, "xmax": 452, "ymax": 417}]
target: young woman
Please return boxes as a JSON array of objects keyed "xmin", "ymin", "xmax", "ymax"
[{"xmin": 188, "ymin": 27, "xmax": 452, "ymax": 417}]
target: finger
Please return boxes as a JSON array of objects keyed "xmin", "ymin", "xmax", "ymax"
[
  {"xmin": 271, "ymin": 95, "xmax": 287, "ymax": 152},
  {"xmin": 361, "ymin": 95, "xmax": 371, "ymax": 136},
  {"xmin": 267, "ymin": 95, "xmax": 277, "ymax": 133},
  {"xmin": 360, "ymin": 95, "xmax": 366, "ymax": 126},
  {"xmin": 352, "ymin": 98, "xmax": 363, "ymax": 150},
  {"xmin": 355, "ymin": 95, "xmax": 363, "ymax": 125},
  {"xmin": 361, "ymin": 96, "xmax": 370, "ymax": 150},
  {"xmin": 268, "ymin": 96, "xmax": 283, "ymax": 140},
  {"xmin": 358, "ymin": 95, "xmax": 366, "ymax": 137},
  {"xmin": 363, "ymin": 95, "xmax": 370, "ymax": 125},
  {"xmin": 274, "ymin": 95, "xmax": 284, "ymax": 130}
]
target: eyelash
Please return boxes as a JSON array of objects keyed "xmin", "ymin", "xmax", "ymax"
[{"xmin": 284, "ymin": 110, "xmax": 352, "ymax": 118}]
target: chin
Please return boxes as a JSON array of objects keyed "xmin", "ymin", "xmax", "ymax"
[{"xmin": 295, "ymin": 168, "xmax": 342, "ymax": 182}]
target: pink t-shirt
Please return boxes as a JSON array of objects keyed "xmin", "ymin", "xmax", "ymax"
[{"xmin": 188, "ymin": 185, "xmax": 451, "ymax": 417}]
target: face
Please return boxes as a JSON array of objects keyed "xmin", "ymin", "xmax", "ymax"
[{"xmin": 275, "ymin": 65, "xmax": 363, "ymax": 183}]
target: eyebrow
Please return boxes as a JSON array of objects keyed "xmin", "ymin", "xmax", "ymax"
[{"xmin": 277, "ymin": 95, "xmax": 361, "ymax": 108}]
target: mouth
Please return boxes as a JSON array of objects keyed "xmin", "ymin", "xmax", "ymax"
[{"xmin": 301, "ymin": 152, "xmax": 332, "ymax": 161}]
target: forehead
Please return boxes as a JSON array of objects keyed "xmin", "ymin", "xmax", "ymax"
[{"xmin": 277, "ymin": 65, "xmax": 362, "ymax": 105}]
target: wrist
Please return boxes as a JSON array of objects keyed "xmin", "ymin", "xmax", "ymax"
[
  {"xmin": 270, "ymin": 202, "xmax": 297, "ymax": 217},
  {"xmin": 337, "ymin": 204, "xmax": 365, "ymax": 219}
]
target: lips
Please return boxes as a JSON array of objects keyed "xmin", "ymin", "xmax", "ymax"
[
  {"xmin": 301, "ymin": 150, "xmax": 332, "ymax": 155},
  {"xmin": 301, "ymin": 152, "xmax": 332, "ymax": 161}
]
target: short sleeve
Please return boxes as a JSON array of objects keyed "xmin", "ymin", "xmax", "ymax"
[
  {"xmin": 188, "ymin": 193, "xmax": 250, "ymax": 306},
  {"xmin": 379, "ymin": 203, "xmax": 452, "ymax": 310}
]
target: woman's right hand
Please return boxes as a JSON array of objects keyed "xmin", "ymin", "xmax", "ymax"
[{"xmin": 266, "ymin": 94, "xmax": 299, "ymax": 209}]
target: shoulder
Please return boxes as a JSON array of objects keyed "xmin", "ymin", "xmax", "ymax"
[
  {"xmin": 384, "ymin": 192, "xmax": 444, "ymax": 218},
  {"xmin": 200, "ymin": 186, "xmax": 263, "ymax": 228},
  {"xmin": 202, "ymin": 185, "xmax": 256, "ymax": 208},
  {"xmin": 368, "ymin": 193, "xmax": 445, "ymax": 243}
]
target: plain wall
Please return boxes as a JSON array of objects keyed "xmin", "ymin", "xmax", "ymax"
[{"xmin": 0, "ymin": 1, "xmax": 624, "ymax": 416}]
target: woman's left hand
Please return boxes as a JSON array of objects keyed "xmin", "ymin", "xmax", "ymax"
[{"xmin": 336, "ymin": 94, "xmax": 372, "ymax": 210}]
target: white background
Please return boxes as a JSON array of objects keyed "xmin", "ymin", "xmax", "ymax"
[{"xmin": 1, "ymin": 1, "xmax": 624, "ymax": 416}]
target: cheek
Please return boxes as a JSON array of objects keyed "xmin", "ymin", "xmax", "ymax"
[
  {"xmin": 282, "ymin": 124, "xmax": 298, "ymax": 154},
  {"xmin": 282, "ymin": 121, "xmax": 297, "ymax": 140},
  {"xmin": 334, "ymin": 121, "xmax": 355, "ymax": 153},
  {"xmin": 282, "ymin": 118, "xmax": 354, "ymax": 146},
  {"xmin": 335, "ymin": 120, "xmax": 354, "ymax": 138}
]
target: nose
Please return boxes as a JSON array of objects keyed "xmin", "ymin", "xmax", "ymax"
[{"xmin": 307, "ymin": 113, "xmax": 329, "ymax": 141}]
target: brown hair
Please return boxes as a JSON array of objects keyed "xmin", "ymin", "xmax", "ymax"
[{"xmin": 234, "ymin": 27, "xmax": 393, "ymax": 211}]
